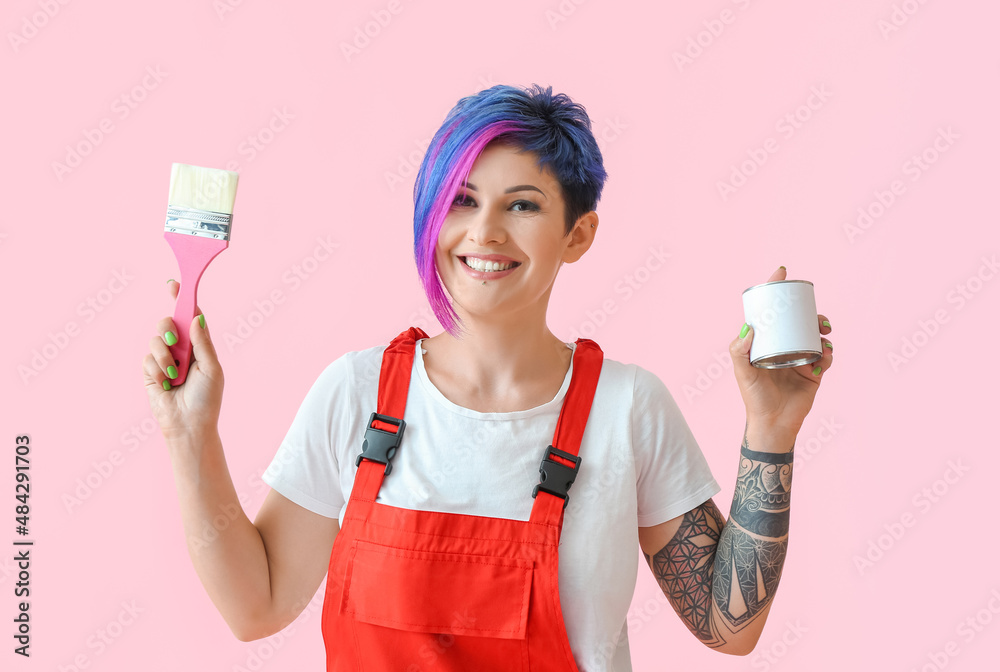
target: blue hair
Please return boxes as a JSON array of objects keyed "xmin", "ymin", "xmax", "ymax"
[{"xmin": 412, "ymin": 84, "xmax": 608, "ymax": 338}]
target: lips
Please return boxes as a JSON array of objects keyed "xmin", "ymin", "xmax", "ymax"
[
  {"xmin": 458, "ymin": 256, "xmax": 521, "ymax": 280},
  {"xmin": 460, "ymin": 253, "xmax": 521, "ymax": 264},
  {"xmin": 460, "ymin": 256, "xmax": 521, "ymax": 271}
]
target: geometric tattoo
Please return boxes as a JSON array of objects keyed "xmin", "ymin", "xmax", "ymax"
[
  {"xmin": 644, "ymin": 499, "xmax": 728, "ymax": 646},
  {"xmin": 712, "ymin": 431, "xmax": 793, "ymax": 632},
  {"xmin": 643, "ymin": 426, "xmax": 793, "ymax": 647}
]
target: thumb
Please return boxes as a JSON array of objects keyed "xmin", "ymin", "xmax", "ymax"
[
  {"xmin": 730, "ymin": 323, "xmax": 757, "ymax": 376},
  {"xmin": 188, "ymin": 312, "xmax": 221, "ymax": 375}
]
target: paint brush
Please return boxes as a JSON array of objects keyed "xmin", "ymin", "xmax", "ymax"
[{"xmin": 163, "ymin": 163, "xmax": 239, "ymax": 386}]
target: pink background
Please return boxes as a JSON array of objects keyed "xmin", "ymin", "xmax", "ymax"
[{"xmin": 3, "ymin": 0, "xmax": 999, "ymax": 669}]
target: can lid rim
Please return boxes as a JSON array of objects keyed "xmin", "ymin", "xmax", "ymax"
[{"xmin": 742, "ymin": 279, "xmax": 814, "ymax": 295}]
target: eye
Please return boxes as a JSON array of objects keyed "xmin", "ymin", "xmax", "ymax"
[{"xmin": 450, "ymin": 195, "xmax": 540, "ymax": 212}]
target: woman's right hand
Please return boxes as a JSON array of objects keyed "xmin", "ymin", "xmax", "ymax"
[{"xmin": 142, "ymin": 280, "xmax": 225, "ymax": 441}]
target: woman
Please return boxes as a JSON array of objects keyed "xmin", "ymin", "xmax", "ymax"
[{"xmin": 143, "ymin": 84, "xmax": 833, "ymax": 671}]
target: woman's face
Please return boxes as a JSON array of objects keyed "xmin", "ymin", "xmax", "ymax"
[{"xmin": 434, "ymin": 141, "xmax": 594, "ymax": 327}]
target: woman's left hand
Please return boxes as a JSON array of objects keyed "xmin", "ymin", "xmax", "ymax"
[{"xmin": 729, "ymin": 266, "xmax": 833, "ymax": 439}]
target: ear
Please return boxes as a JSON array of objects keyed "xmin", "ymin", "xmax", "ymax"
[{"xmin": 562, "ymin": 211, "xmax": 598, "ymax": 264}]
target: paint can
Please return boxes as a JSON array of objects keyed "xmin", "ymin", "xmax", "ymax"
[{"xmin": 741, "ymin": 279, "xmax": 822, "ymax": 369}]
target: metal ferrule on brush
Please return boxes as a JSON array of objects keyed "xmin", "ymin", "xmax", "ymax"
[{"xmin": 164, "ymin": 205, "xmax": 233, "ymax": 241}]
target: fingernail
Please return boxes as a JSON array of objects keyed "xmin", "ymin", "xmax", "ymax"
[
  {"xmin": 824, "ymin": 342, "xmax": 833, "ymax": 350},
  {"xmin": 164, "ymin": 331, "xmax": 177, "ymax": 346},
  {"xmin": 779, "ymin": 266, "xmax": 786, "ymax": 270},
  {"xmin": 167, "ymin": 365, "xmax": 178, "ymax": 379},
  {"xmin": 739, "ymin": 323, "xmax": 750, "ymax": 339},
  {"xmin": 199, "ymin": 314, "xmax": 206, "ymax": 329},
  {"xmin": 162, "ymin": 379, "xmax": 172, "ymax": 391},
  {"xmin": 812, "ymin": 365, "xmax": 822, "ymax": 376},
  {"xmin": 166, "ymin": 278, "xmax": 175, "ymax": 284},
  {"xmin": 822, "ymin": 320, "xmax": 831, "ymax": 328}
]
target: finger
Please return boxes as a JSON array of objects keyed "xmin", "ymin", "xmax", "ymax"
[
  {"xmin": 142, "ymin": 352, "xmax": 172, "ymax": 391},
  {"xmin": 730, "ymin": 323, "xmax": 758, "ymax": 378},
  {"xmin": 766, "ymin": 265, "xmax": 787, "ymax": 283},
  {"xmin": 818, "ymin": 314, "xmax": 831, "ymax": 335},
  {"xmin": 188, "ymin": 312, "xmax": 221, "ymax": 377},
  {"xmin": 156, "ymin": 316, "xmax": 181, "ymax": 359},
  {"xmin": 811, "ymin": 336, "xmax": 833, "ymax": 378},
  {"xmin": 148, "ymin": 333, "xmax": 180, "ymax": 383}
]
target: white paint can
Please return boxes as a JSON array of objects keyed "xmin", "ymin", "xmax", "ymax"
[{"xmin": 741, "ymin": 279, "xmax": 822, "ymax": 369}]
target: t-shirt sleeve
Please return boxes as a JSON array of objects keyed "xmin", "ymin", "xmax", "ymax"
[
  {"xmin": 261, "ymin": 355, "xmax": 352, "ymax": 520},
  {"xmin": 632, "ymin": 365, "xmax": 721, "ymax": 527}
]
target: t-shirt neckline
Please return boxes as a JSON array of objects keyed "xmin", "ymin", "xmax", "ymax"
[{"xmin": 414, "ymin": 338, "xmax": 577, "ymax": 420}]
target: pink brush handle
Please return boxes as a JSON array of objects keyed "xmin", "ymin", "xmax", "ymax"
[{"xmin": 164, "ymin": 231, "xmax": 228, "ymax": 386}]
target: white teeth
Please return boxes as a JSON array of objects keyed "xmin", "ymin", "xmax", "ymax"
[{"xmin": 463, "ymin": 257, "xmax": 517, "ymax": 272}]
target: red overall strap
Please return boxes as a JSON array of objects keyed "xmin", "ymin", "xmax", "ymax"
[
  {"xmin": 529, "ymin": 338, "xmax": 603, "ymax": 529},
  {"xmin": 350, "ymin": 327, "xmax": 604, "ymax": 532},
  {"xmin": 351, "ymin": 326, "xmax": 428, "ymax": 503}
]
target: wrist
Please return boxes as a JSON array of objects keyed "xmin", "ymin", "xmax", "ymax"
[
  {"xmin": 743, "ymin": 419, "xmax": 797, "ymax": 454},
  {"xmin": 164, "ymin": 424, "xmax": 220, "ymax": 452}
]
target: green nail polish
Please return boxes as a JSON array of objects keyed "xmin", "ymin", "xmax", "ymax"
[
  {"xmin": 822, "ymin": 320, "xmax": 831, "ymax": 328},
  {"xmin": 165, "ymin": 331, "xmax": 177, "ymax": 346},
  {"xmin": 199, "ymin": 314, "xmax": 206, "ymax": 329},
  {"xmin": 824, "ymin": 342, "xmax": 833, "ymax": 349},
  {"xmin": 167, "ymin": 365, "xmax": 178, "ymax": 379},
  {"xmin": 739, "ymin": 323, "xmax": 750, "ymax": 339},
  {"xmin": 166, "ymin": 278, "xmax": 174, "ymax": 284},
  {"xmin": 162, "ymin": 379, "xmax": 171, "ymax": 391},
  {"xmin": 779, "ymin": 266, "xmax": 786, "ymax": 270},
  {"xmin": 812, "ymin": 365, "xmax": 822, "ymax": 376}
]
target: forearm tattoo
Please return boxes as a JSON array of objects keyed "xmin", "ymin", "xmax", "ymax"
[
  {"xmin": 713, "ymin": 431, "xmax": 792, "ymax": 631},
  {"xmin": 644, "ymin": 498, "xmax": 728, "ymax": 646},
  {"xmin": 644, "ymin": 428, "xmax": 793, "ymax": 646}
]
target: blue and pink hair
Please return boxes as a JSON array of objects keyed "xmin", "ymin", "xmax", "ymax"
[{"xmin": 412, "ymin": 84, "xmax": 609, "ymax": 338}]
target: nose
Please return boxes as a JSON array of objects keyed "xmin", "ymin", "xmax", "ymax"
[{"xmin": 466, "ymin": 204, "xmax": 507, "ymax": 246}]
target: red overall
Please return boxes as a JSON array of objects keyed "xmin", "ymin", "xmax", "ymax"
[{"xmin": 321, "ymin": 326, "xmax": 604, "ymax": 671}]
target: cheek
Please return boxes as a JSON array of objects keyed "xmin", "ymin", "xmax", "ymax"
[
  {"xmin": 536, "ymin": 239, "xmax": 564, "ymax": 263},
  {"xmin": 434, "ymin": 246, "xmax": 448, "ymax": 270},
  {"xmin": 433, "ymin": 233, "xmax": 454, "ymax": 270},
  {"xmin": 435, "ymin": 220, "xmax": 460, "ymax": 255}
]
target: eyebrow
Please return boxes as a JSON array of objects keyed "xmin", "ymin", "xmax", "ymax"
[{"xmin": 460, "ymin": 181, "xmax": 547, "ymax": 199}]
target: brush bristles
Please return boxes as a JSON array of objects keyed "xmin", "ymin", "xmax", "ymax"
[{"xmin": 168, "ymin": 163, "xmax": 239, "ymax": 214}]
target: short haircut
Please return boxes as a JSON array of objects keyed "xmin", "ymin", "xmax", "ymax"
[{"xmin": 413, "ymin": 84, "xmax": 609, "ymax": 338}]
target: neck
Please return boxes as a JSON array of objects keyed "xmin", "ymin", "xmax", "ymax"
[{"xmin": 423, "ymin": 307, "xmax": 571, "ymax": 403}]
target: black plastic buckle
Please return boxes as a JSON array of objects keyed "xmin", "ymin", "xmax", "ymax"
[
  {"xmin": 355, "ymin": 412, "xmax": 405, "ymax": 476},
  {"xmin": 531, "ymin": 445, "xmax": 582, "ymax": 509}
]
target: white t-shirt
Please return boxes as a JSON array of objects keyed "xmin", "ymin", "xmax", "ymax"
[{"xmin": 262, "ymin": 337, "xmax": 721, "ymax": 672}]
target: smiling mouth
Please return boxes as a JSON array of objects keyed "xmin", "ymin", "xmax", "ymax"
[{"xmin": 460, "ymin": 257, "xmax": 522, "ymax": 272}]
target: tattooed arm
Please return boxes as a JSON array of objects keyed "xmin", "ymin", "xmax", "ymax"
[{"xmin": 637, "ymin": 421, "xmax": 794, "ymax": 655}]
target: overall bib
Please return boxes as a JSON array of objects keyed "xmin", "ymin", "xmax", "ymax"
[{"xmin": 321, "ymin": 327, "xmax": 604, "ymax": 671}]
